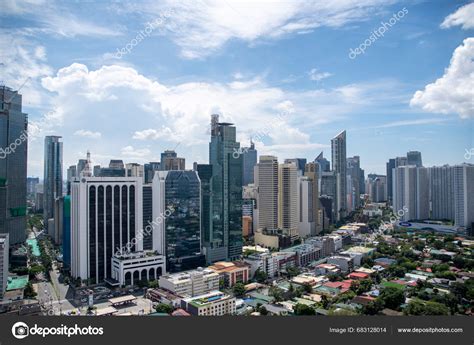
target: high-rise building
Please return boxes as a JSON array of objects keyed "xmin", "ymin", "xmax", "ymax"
[
  {"xmin": 66, "ymin": 165, "xmax": 77, "ymax": 195},
  {"xmin": 407, "ymin": 151, "xmax": 423, "ymax": 167},
  {"xmin": 206, "ymin": 115, "xmax": 243, "ymax": 262},
  {"xmin": 320, "ymin": 171, "xmax": 337, "ymax": 223},
  {"xmin": 144, "ymin": 162, "xmax": 160, "ymax": 184},
  {"xmin": 125, "ymin": 163, "xmax": 144, "ymax": 181},
  {"xmin": 304, "ymin": 162, "xmax": 321, "ymax": 234},
  {"xmin": 242, "ymin": 141, "xmax": 257, "ymax": 186},
  {"xmin": 0, "ymin": 86, "xmax": 28, "ymax": 245},
  {"xmin": 347, "ymin": 156, "xmax": 363, "ymax": 211},
  {"xmin": 77, "ymin": 159, "xmax": 87, "ymax": 176},
  {"xmin": 255, "ymin": 156, "xmax": 279, "ymax": 231},
  {"xmin": 93, "ymin": 165, "xmax": 101, "ymax": 177},
  {"xmin": 27, "ymin": 177, "xmax": 39, "ymax": 196},
  {"xmin": 331, "ymin": 130, "xmax": 347, "ymax": 221},
  {"xmin": 453, "ymin": 165, "xmax": 474, "ymax": 228},
  {"xmin": 98, "ymin": 160, "xmax": 126, "ymax": 177},
  {"xmin": 430, "ymin": 165, "xmax": 454, "ymax": 220},
  {"xmin": 160, "ymin": 150, "xmax": 185, "ymax": 171},
  {"xmin": 386, "ymin": 158, "xmax": 396, "ymax": 204},
  {"xmin": 53, "ymin": 196, "xmax": 64, "ymax": 244},
  {"xmin": 285, "ymin": 158, "xmax": 307, "ymax": 176},
  {"xmin": 393, "ymin": 166, "xmax": 429, "ymax": 221},
  {"xmin": 297, "ymin": 176, "xmax": 314, "ymax": 238},
  {"xmin": 314, "ymin": 152, "xmax": 330, "ymax": 174},
  {"xmin": 142, "ymin": 184, "xmax": 153, "ymax": 251},
  {"xmin": 0, "ymin": 233, "xmax": 8, "ymax": 298},
  {"xmin": 43, "ymin": 136, "xmax": 63, "ymax": 231},
  {"xmin": 62, "ymin": 195, "xmax": 71, "ymax": 269},
  {"xmin": 278, "ymin": 163, "xmax": 298, "ymax": 238},
  {"xmin": 71, "ymin": 176, "xmax": 165, "ymax": 285},
  {"xmin": 152, "ymin": 170, "xmax": 205, "ymax": 272},
  {"xmin": 366, "ymin": 175, "xmax": 387, "ymax": 202}
]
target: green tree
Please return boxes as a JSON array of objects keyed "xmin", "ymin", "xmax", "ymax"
[
  {"xmin": 378, "ymin": 286, "xmax": 405, "ymax": 310},
  {"xmin": 24, "ymin": 282, "xmax": 37, "ymax": 298},
  {"xmin": 254, "ymin": 269, "xmax": 268, "ymax": 283},
  {"xmin": 259, "ymin": 305, "xmax": 268, "ymax": 315},
  {"xmin": 269, "ymin": 286, "xmax": 284, "ymax": 302},
  {"xmin": 233, "ymin": 282, "xmax": 246, "ymax": 297},
  {"xmin": 155, "ymin": 303, "xmax": 174, "ymax": 314},
  {"xmin": 361, "ymin": 299, "xmax": 384, "ymax": 315},
  {"xmin": 294, "ymin": 303, "xmax": 316, "ymax": 315}
]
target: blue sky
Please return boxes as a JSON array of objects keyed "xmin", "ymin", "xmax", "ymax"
[{"xmin": 1, "ymin": 0, "xmax": 473, "ymax": 177}]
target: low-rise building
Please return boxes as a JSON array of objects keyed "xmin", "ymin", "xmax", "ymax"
[
  {"xmin": 327, "ymin": 256, "xmax": 354, "ymax": 273},
  {"xmin": 281, "ymin": 244, "xmax": 322, "ymax": 266},
  {"xmin": 159, "ymin": 268, "xmax": 219, "ymax": 297},
  {"xmin": 110, "ymin": 251, "xmax": 166, "ymax": 287},
  {"xmin": 207, "ymin": 261, "xmax": 250, "ymax": 287},
  {"xmin": 181, "ymin": 291, "xmax": 236, "ymax": 316},
  {"xmin": 147, "ymin": 288, "xmax": 182, "ymax": 307},
  {"xmin": 340, "ymin": 246, "xmax": 375, "ymax": 266}
]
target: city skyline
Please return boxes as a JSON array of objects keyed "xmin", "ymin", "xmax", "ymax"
[{"xmin": 1, "ymin": 1, "xmax": 473, "ymax": 178}]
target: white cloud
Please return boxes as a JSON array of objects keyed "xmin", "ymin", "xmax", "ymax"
[
  {"xmin": 35, "ymin": 63, "xmax": 407, "ymax": 175},
  {"xmin": 441, "ymin": 2, "xmax": 474, "ymax": 30},
  {"xmin": 308, "ymin": 68, "xmax": 332, "ymax": 81},
  {"xmin": 121, "ymin": 146, "xmax": 151, "ymax": 158},
  {"xmin": 74, "ymin": 129, "xmax": 102, "ymax": 139},
  {"xmin": 130, "ymin": 0, "xmax": 396, "ymax": 59},
  {"xmin": 1, "ymin": 0, "xmax": 120, "ymax": 37},
  {"xmin": 410, "ymin": 38, "xmax": 474, "ymax": 119}
]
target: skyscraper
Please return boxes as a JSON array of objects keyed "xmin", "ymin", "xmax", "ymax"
[
  {"xmin": 0, "ymin": 86, "xmax": 28, "ymax": 245},
  {"xmin": 278, "ymin": 162, "xmax": 298, "ymax": 238},
  {"xmin": 392, "ymin": 166, "xmax": 429, "ymax": 221},
  {"xmin": 284, "ymin": 158, "xmax": 307, "ymax": 175},
  {"xmin": 297, "ymin": 176, "xmax": 314, "ymax": 238},
  {"xmin": 430, "ymin": 165, "xmax": 454, "ymax": 220},
  {"xmin": 160, "ymin": 150, "xmax": 185, "ymax": 171},
  {"xmin": 331, "ymin": 130, "xmax": 347, "ymax": 221},
  {"xmin": 242, "ymin": 140, "xmax": 257, "ymax": 186},
  {"xmin": 386, "ymin": 158, "xmax": 396, "ymax": 204},
  {"xmin": 71, "ymin": 176, "xmax": 165, "ymax": 285},
  {"xmin": 152, "ymin": 171, "xmax": 205, "ymax": 272},
  {"xmin": 304, "ymin": 162, "xmax": 321, "ymax": 234},
  {"xmin": 255, "ymin": 156, "xmax": 279, "ymax": 231},
  {"xmin": 453, "ymin": 164, "xmax": 474, "ymax": 228},
  {"xmin": 144, "ymin": 162, "xmax": 160, "ymax": 184},
  {"xmin": 347, "ymin": 156, "xmax": 363, "ymax": 211},
  {"xmin": 407, "ymin": 151, "xmax": 423, "ymax": 167},
  {"xmin": 43, "ymin": 136, "xmax": 63, "ymax": 230},
  {"xmin": 205, "ymin": 114, "xmax": 243, "ymax": 263},
  {"xmin": 66, "ymin": 165, "xmax": 77, "ymax": 195},
  {"xmin": 314, "ymin": 152, "xmax": 330, "ymax": 174}
]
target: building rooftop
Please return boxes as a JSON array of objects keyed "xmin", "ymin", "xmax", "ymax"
[
  {"xmin": 7, "ymin": 276, "xmax": 29, "ymax": 291},
  {"xmin": 183, "ymin": 291, "xmax": 232, "ymax": 308}
]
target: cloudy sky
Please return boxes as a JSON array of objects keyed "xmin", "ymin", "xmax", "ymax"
[{"xmin": 1, "ymin": 0, "xmax": 473, "ymax": 177}]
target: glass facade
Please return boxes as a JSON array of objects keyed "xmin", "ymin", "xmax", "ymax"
[
  {"xmin": 0, "ymin": 87, "xmax": 28, "ymax": 245},
  {"xmin": 164, "ymin": 171, "xmax": 205, "ymax": 272},
  {"xmin": 207, "ymin": 117, "xmax": 243, "ymax": 262}
]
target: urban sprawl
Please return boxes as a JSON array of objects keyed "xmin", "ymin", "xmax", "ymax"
[{"xmin": 0, "ymin": 85, "xmax": 473, "ymax": 317}]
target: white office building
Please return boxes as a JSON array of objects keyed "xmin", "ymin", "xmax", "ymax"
[
  {"xmin": 159, "ymin": 268, "xmax": 220, "ymax": 297},
  {"xmin": 297, "ymin": 176, "xmax": 315, "ymax": 238},
  {"xmin": 255, "ymin": 156, "xmax": 279, "ymax": 231},
  {"xmin": 393, "ymin": 166, "xmax": 429, "ymax": 221},
  {"xmin": 71, "ymin": 176, "xmax": 156, "ymax": 284},
  {"xmin": 111, "ymin": 251, "xmax": 165, "ymax": 286},
  {"xmin": 278, "ymin": 162, "xmax": 298, "ymax": 238},
  {"xmin": 453, "ymin": 165, "xmax": 474, "ymax": 228}
]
